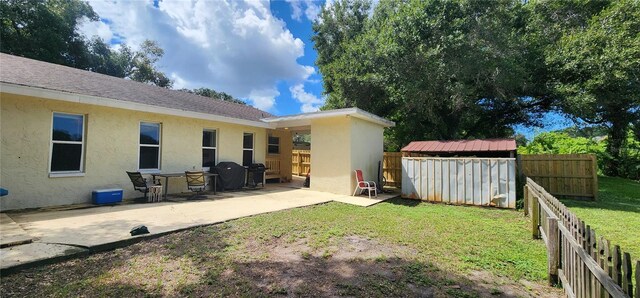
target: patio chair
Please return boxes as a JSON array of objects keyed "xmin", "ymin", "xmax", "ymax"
[
  {"xmin": 185, "ymin": 171, "xmax": 207, "ymax": 199},
  {"xmin": 353, "ymin": 169, "xmax": 377, "ymax": 199},
  {"xmin": 126, "ymin": 171, "xmax": 160, "ymax": 200}
]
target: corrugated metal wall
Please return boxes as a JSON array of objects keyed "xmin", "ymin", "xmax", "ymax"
[{"xmin": 401, "ymin": 157, "xmax": 516, "ymax": 209}]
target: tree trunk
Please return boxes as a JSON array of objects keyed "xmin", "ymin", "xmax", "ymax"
[{"xmin": 605, "ymin": 119, "xmax": 628, "ymax": 176}]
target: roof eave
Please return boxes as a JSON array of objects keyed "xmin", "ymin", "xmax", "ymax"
[
  {"xmin": 262, "ymin": 107, "xmax": 395, "ymax": 128},
  {"xmin": 0, "ymin": 82, "xmax": 272, "ymax": 128}
]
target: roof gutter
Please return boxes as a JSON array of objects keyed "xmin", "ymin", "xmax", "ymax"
[{"xmin": 0, "ymin": 82, "xmax": 273, "ymax": 128}]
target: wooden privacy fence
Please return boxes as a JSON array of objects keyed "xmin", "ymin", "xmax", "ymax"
[
  {"xmin": 401, "ymin": 157, "xmax": 516, "ymax": 208},
  {"xmin": 291, "ymin": 151, "xmax": 403, "ymax": 183},
  {"xmin": 292, "ymin": 150, "xmax": 311, "ymax": 176},
  {"xmin": 520, "ymin": 154, "xmax": 598, "ymax": 200},
  {"xmin": 383, "ymin": 152, "xmax": 402, "ymax": 187},
  {"xmin": 525, "ymin": 178, "xmax": 639, "ymax": 297}
]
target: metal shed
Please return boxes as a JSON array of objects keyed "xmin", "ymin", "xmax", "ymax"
[
  {"xmin": 400, "ymin": 139, "xmax": 517, "ymax": 208},
  {"xmin": 402, "ymin": 139, "xmax": 516, "ymax": 158}
]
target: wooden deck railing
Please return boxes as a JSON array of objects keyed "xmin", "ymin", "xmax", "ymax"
[
  {"xmin": 525, "ymin": 178, "xmax": 639, "ymax": 297},
  {"xmin": 265, "ymin": 157, "xmax": 281, "ymax": 180}
]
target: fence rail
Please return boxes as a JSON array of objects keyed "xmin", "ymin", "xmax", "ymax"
[
  {"xmin": 292, "ymin": 150, "xmax": 311, "ymax": 176},
  {"xmin": 520, "ymin": 154, "xmax": 598, "ymax": 200},
  {"xmin": 525, "ymin": 178, "xmax": 638, "ymax": 297}
]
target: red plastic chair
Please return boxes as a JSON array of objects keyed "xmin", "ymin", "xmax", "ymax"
[{"xmin": 353, "ymin": 170, "xmax": 377, "ymax": 198}]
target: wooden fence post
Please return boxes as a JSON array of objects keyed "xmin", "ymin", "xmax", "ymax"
[
  {"xmin": 591, "ymin": 154, "xmax": 598, "ymax": 201},
  {"xmin": 590, "ymin": 229, "xmax": 599, "ymax": 298},
  {"xmin": 547, "ymin": 217, "xmax": 559, "ymax": 285},
  {"xmin": 292, "ymin": 151, "xmax": 298, "ymax": 175},
  {"xmin": 295, "ymin": 151, "xmax": 302, "ymax": 175},
  {"xmin": 612, "ymin": 245, "xmax": 622, "ymax": 287},
  {"xmin": 635, "ymin": 260, "xmax": 639, "ymax": 298},
  {"xmin": 621, "ymin": 252, "xmax": 633, "ymax": 296},
  {"xmin": 532, "ymin": 195, "xmax": 540, "ymax": 239},
  {"xmin": 524, "ymin": 184, "xmax": 529, "ymax": 216}
]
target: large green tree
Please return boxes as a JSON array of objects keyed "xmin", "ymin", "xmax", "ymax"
[
  {"xmin": 1, "ymin": 0, "xmax": 172, "ymax": 88},
  {"xmin": 0, "ymin": 0, "xmax": 97, "ymax": 68},
  {"xmin": 86, "ymin": 37, "xmax": 133, "ymax": 78},
  {"xmin": 127, "ymin": 40, "xmax": 172, "ymax": 88},
  {"xmin": 87, "ymin": 38, "xmax": 172, "ymax": 88},
  {"xmin": 314, "ymin": 0, "xmax": 549, "ymax": 150},
  {"xmin": 540, "ymin": 0, "xmax": 640, "ymax": 175},
  {"xmin": 180, "ymin": 87, "xmax": 246, "ymax": 105}
]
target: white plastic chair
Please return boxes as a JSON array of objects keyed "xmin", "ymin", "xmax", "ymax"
[{"xmin": 353, "ymin": 169, "xmax": 377, "ymax": 198}]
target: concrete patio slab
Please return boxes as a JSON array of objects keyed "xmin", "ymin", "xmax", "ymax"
[
  {"xmin": 8, "ymin": 187, "xmax": 334, "ymax": 249},
  {"xmin": 332, "ymin": 192, "xmax": 398, "ymax": 207},
  {"xmin": 0, "ymin": 243, "xmax": 87, "ymax": 271},
  {"xmin": 0, "ymin": 186, "xmax": 399, "ymax": 272},
  {"xmin": 0, "ymin": 213, "xmax": 32, "ymax": 248}
]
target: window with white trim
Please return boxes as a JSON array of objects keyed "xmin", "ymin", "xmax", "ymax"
[
  {"xmin": 50, "ymin": 113, "xmax": 85, "ymax": 173},
  {"xmin": 202, "ymin": 129, "xmax": 217, "ymax": 168},
  {"xmin": 139, "ymin": 122, "xmax": 161, "ymax": 170},
  {"xmin": 268, "ymin": 135, "xmax": 280, "ymax": 154},
  {"xmin": 242, "ymin": 132, "xmax": 254, "ymax": 167}
]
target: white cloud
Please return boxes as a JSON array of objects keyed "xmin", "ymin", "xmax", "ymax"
[
  {"xmin": 79, "ymin": 0, "xmax": 315, "ymax": 113},
  {"xmin": 79, "ymin": 16, "xmax": 113, "ymax": 41},
  {"xmin": 304, "ymin": 0, "xmax": 322, "ymax": 21},
  {"xmin": 247, "ymin": 88, "xmax": 280, "ymax": 112},
  {"xmin": 289, "ymin": 84, "xmax": 324, "ymax": 113},
  {"xmin": 285, "ymin": 0, "xmax": 303, "ymax": 21},
  {"xmin": 285, "ymin": 0, "xmax": 322, "ymax": 22}
]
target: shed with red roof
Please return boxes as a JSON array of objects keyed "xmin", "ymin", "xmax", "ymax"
[{"xmin": 401, "ymin": 139, "xmax": 516, "ymax": 158}]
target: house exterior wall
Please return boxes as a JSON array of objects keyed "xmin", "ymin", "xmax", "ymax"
[
  {"xmin": 0, "ymin": 93, "xmax": 267, "ymax": 210},
  {"xmin": 310, "ymin": 117, "xmax": 352, "ymax": 195},
  {"xmin": 350, "ymin": 117, "xmax": 384, "ymax": 193},
  {"xmin": 310, "ymin": 116, "xmax": 385, "ymax": 196}
]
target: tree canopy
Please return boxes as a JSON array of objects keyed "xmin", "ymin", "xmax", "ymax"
[
  {"xmin": 538, "ymin": 0, "xmax": 640, "ymax": 175},
  {"xmin": 180, "ymin": 88, "xmax": 246, "ymax": 105},
  {"xmin": 314, "ymin": 0, "xmax": 639, "ymax": 178},
  {"xmin": 0, "ymin": 0, "xmax": 97, "ymax": 68},
  {"xmin": 314, "ymin": 0, "xmax": 550, "ymax": 151},
  {"xmin": 0, "ymin": 0, "xmax": 172, "ymax": 88}
]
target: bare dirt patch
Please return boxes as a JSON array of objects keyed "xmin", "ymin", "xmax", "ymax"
[
  {"xmin": 222, "ymin": 233, "xmax": 561, "ymax": 297},
  {"xmin": 0, "ymin": 225, "xmax": 561, "ymax": 297}
]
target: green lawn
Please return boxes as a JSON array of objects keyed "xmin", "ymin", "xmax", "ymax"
[
  {"xmin": 1, "ymin": 199, "xmax": 559, "ymax": 297},
  {"xmin": 560, "ymin": 176, "xmax": 640, "ymax": 261}
]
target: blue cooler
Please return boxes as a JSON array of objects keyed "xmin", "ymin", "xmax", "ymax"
[{"xmin": 92, "ymin": 188, "xmax": 123, "ymax": 205}]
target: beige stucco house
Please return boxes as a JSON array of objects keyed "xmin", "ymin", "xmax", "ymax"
[{"xmin": 0, "ymin": 54, "xmax": 394, "ymax": 210}]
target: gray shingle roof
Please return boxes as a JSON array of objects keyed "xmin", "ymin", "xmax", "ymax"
[{"xmin": 0, "ymin": 53, "xmax": 272, "ymax": 122}]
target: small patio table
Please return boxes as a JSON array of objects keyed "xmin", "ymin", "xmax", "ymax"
[{"xmin": 151, "ymin": 172, "xmax": 218, "ymax": 200}]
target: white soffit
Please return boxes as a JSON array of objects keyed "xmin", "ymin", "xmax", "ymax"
[{"xmin": 262, "ymin": 107, "xmax": 395, "ymax": 128}]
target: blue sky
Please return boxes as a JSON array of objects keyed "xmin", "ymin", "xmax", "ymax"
[
  {"xmin": 79, "ymin": 0, "xmax": 573, "ymax": 140},
  {"xmin": 269, "ymin": 0, "xmax": 324, "ymax": 116}
]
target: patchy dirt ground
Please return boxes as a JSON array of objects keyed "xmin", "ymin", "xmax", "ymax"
[{"xmin": 0, "ymin": 223, "xmax": 560, "ymax": 298}]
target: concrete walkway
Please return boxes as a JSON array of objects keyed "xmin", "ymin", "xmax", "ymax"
[
  {"xmin": 0, "ymin": 186, "xmax": 397, "ymax": 272},
  {"xmin": 0, "ymin": 213, "xmax": 32, "ymax": 247}
]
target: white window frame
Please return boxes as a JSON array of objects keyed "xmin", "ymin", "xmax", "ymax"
[
  {"xmin": 243, "ymin": 132, "xmax": 254, "ymax": 166},
  {"xmin": 202, "ymin": 129, "xmax": 218, "ymax": 171},
  {"xmin": 268, "ymin": 135, "xmax": 280, "ymax": 155},
  {"xmin": 49, "ymin": 112, "xmax": 86, "ymax": 176},
  {"xmin": 138, "ymin": 121, "xmax": 162, "ymax": 172}
]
